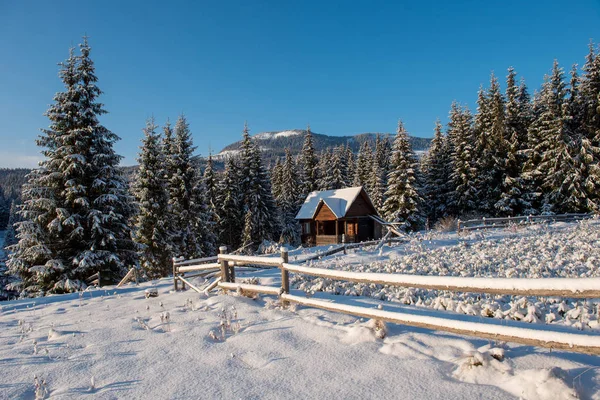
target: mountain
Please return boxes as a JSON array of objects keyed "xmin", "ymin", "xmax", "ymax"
[{"xmin": 214, "ymin": 129, "xmax": 431, "ymax": 166}]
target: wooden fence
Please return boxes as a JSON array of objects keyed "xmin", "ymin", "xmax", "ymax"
[
  {"xmin": 173, "ymin": 245, "xmax": 600, "ymax": 355},
  {"xmin": 457, "ymin": 213, "xmax": 594, "ymax": 232}
]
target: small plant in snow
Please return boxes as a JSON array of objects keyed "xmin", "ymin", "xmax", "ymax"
[
  {"xmin": 160, "ymin": 312, "xmax": 171, "ymax": 332},
  {"xmin": 90, "ymin": 376, "xmax": 95, "ymax": 392},
  {"xmin": 33, "ymin": 340, "xmax": 38, "ymax": 355},
  {"xmin": 34, "ymin": 375, "xmax": 48, "ymax": 399},
  {"xmin": 210, "ymin": 305, "xmax": 241, "ymax": 341},
  {"xmin": 367, "ymin": 319, "xmax": 387, "ymax": 339},
  {"xmin": 135, "ymin": 317, "xmax": 150, "ymax": 330}
]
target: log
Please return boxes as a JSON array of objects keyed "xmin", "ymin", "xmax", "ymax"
[
  {"xmin": 281, "ymin": 263, "xmax": 600, "ymax": 298},
  {"xmin": 177, "ymin": 276, "xmax": 204, "ymax": 294},
  {"xmin": 218, "ymin": 282, "xmax": 282, "ymax": 296},
  {"xmin": 279, "ymin": 293, "xmax": 600, "ymax": 356}
]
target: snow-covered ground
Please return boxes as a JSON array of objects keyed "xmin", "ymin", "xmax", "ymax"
[
  {"xmin": 291, "ymin": 220, "xmax": 600, "ymax": 329},
  {"xmin": 0, "ymin": 221, "xmax": 599, "ymax": 399}
]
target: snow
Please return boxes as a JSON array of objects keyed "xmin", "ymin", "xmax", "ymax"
[
  {"xmin": 2, "ymin": 221, "xmax": 600, "ymax": 399},
  {"xmin": 295, "ymin": 186, "xmax": 364, "ymax": 219},
  {"xmin": 254, "ymin": 130, "xmax": 303, "ymax": 140},
  {"xmin": 1, "ymin": 279, "xmax": 597, "ymax": 399}
]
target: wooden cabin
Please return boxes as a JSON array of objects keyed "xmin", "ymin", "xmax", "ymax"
[{"xmin": 295, "ymin": 186, "xmax": 382, "ymax": 246}]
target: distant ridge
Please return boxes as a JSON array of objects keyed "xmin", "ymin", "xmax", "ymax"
[{"xmin": 214, "ymin": 129, "xmax": 431, "ymax": 166}]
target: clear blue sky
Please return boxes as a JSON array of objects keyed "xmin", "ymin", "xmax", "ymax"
[{"xmin": 1, "ymin": 0, "xmax": 599, "ymax": 167}]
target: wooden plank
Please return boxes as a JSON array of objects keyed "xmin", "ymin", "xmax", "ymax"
[
  {"xmin": 281, "ymin": 263, "xmax": 600, "ymax": 298},
  {"xmin": 117, "ymin": 268, "xmax": 135, "ymax": 288},
  {"xmin": 218, "ymin": 254, "xmax": 284, "ymax": 267},
  {"xmin": 280, "ymin": 294, "xmax": 600, "ymax": 356},
  {"xmin": 177, "ymin": 263, "xmax": 221, "ymax": 273},
  {"xmin": 174, "ymin": 256, "xmax": 219, "ymax": 267},
  {"xmin": 218, "ymin": 282, "xmax": 282, "ymax": 296},
  {"xmin": 204, "ymin": 276, "xmax": 222, "ymax": 293},
  {"xmin": 177, "ymin": 276, "xmax": 204, "ymax": 294}
]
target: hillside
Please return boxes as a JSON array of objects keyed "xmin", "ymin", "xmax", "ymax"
[
  {"xmin": 215, "ymin": 129, "xmax": 431, "ymax": 165},
  {"xmin": 1, "ymin": 221, "xmax": 598, "ymax": 399}
]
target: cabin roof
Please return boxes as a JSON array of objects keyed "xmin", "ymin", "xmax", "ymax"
[{"xmin": 295, "ymin": 186, "xmax": 369, "ymax": 220}]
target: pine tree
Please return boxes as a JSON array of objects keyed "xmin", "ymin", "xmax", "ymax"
[
  {"xmin": 238, "ymin": 123, "xmax": 279, "ymax": 247},
  {"xmin": 4, "ymin": 201, "xmax": 20, "ymax": 249},
  {"xmin": 448, "ymin": 103, "xmax": 478, "ymax": 215},
  {"xmin": 422, "ymin": 120, "xmax": 451, "ymax": 221},
  {"xmin": 203, "ymin": 153, "xmax": 218, "ymax": 215},
  {"xmin": 472, "ymin": 74, "xmax": 506, "ymax": 215},
  {"xmin": 345, "ymin": 144, "xmax": 355, "ymax": 186},
  {"xmin": 133, "ymin": 117, "xmax": 172, "ymax": 278},
  {"xmin": 330, "ymin": 145, "xmax": 349, "ymax": 190},
  {"xmin": 382, "ymin": 121, "xmax": 425, "ymax": 230},
  {"xmin": 8, "ymin": 40, "xmax": 136, "ymax": 295},
  {"xmin": 353, "ymin": 140, "xmax": 373, "ymax": 189},
  {"xmin": 0, "ymin": 189, "xmax": 9, "ymax": 230},
  {"xmin": 168, "ymin": 114, "xmax": 204, "ymax": 258},
  {"xmin": 278, "ymin": 149, "xmax": 301, "ymax": 245},
  {"xmin": 271, "ymin": 157, "xmax": 284, "ymax": 202},
  {"xmin": 300, "ymin": 125, "xmax": 318, "ymax": 195},
  {"xmin": 216, "ymin": 157, "xmax": 243, "ymax": 249},
  {"xmin": 526, "ymin": 61, "xmax": 573, "ymax": 214},
  {"xmin": 579, "ymin": 43, "xmax": 600, "ymax": 209},
  {"xmin": 495, "ymin": 68, "xmax": 532, "ymax": 216},
  {"xmin": 317, "ymin": 148, "xmax": 335, "ymax": 191}
]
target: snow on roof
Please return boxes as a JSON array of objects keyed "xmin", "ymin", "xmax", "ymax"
[{"xmin": 295, "ymin": 186, "xmax": 365, "ymax": 219}]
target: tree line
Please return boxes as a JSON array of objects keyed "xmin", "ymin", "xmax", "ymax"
[{"xmin": 1, "ymin": 39, "xmax": 599, "ymax": 297}]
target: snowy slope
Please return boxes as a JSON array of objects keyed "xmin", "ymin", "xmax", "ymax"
[{"xmin": 0, "ymin": 277, "xmax": 597, "ymax": 399}]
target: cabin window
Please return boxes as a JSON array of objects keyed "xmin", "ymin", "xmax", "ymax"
[{"xmin": 303, "ymin": 222, "xmax": 311, "ymax": 234}]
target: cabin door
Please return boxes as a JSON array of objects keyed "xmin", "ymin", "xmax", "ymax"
[{"xmin": 357, "ymin": 218, "xmax": 372, "ymax": 242}]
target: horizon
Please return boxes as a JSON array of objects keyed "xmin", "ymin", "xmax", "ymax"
[{"xmin": 1, "ymin": 0, "xmax": 599, "ymax": 168}]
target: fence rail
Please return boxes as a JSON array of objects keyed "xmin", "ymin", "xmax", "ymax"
[
  {"xmin": 457, "ymin": 213, "xmax": 594, "ymax": 232},
  {"xmin": 174, "ymin": 243, "xmax": 600, "ymax": 355}
]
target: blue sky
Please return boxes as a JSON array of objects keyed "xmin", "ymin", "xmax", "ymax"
[{"xmin": 0, "ymin": 0, "xmax": 599, "ymax": 167}]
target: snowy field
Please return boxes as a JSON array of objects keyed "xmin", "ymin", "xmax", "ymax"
[{"xmin": 0, "ymin": 221, "xmax": 599, "ymax": 399}]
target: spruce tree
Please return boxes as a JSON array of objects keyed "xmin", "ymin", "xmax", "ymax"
[
  {"xmin": 317, "ymin": 148, "xmax": 335, "ymax": 191},
  {"xmin": 216, "ymin": 157, "xmax": 243, "ymax": 249},
  {"xmin": 278, "ymin": 149, "xmax": 301, "ymax": 245},
  {"xmin": 133, "ymin": 117, "xmax": 171, "ymax": 278},
  {"xmin": 300, "ymin": 125, "xmax": 318, "ymax": 195},
  {"xmin": 168, "ymin": 115, "xmax": 204, "ymax": 258},
  {"xmin": 422, "ymin": 120, "xmax": 451, "ymax": 221},
  {"xmin": 448, "ymin": 103, "xmax": 478, "ymax": 215},
  {"xmin": 345, "ymin": 144, "xmax": 355, "ymax": 186},
  {"xmin": 8, "ymin": 40, "xmax": 136, "ymax": 295},
  {"xmin": 495, "ymin": 68, "xmax": 531, "ymax": 216},
  {"xmin": 203, "ymin": 153, "xmax": 218, "ymax": 215},
  {"xmin": 4, "ymin": 201, "xmax": 20, "ymax": 249},
  {"xmin": 382, "ymin": 121, "xmax": 425, "ymax": 230},
  {"xmin": 330, "ymin": 145, "xmax": 349, "ymax": 190},
  {"xmin": 238, "ymin": 123, "xmax": 279, "ymax": 247},
  {"xmin": 353, "ymin": 140, "xmax": 373, "ymax": 189}
]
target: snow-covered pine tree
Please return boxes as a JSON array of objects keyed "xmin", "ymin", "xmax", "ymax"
[
  {"xmin": 4, "ymin": 200, "xmax": 20, "ymax": 249},
  {"xmin": 422, "ymin": 120, "xmax": 451, "ymax": 222},
  {"xmin": 238, "ymin": 123, "xmax": 279, "ymax": 247},
  {"xmin": 495, "ymin": 68, "xmax": 532, "ymax": 216},
  {"xmin": 472, "ymin": 74, "xmax": 506, "ymax": 215},
  {"xmin": 330, "ymin": 145, "xmax": 349, "ymax": 190},
  {"xmin": 448, "ymin": 102, "xmax": 478, "ymax": 216},
  {"xmin": 353, "ymin": 140, "xmax": 373, "ymax": 189},
  {"xmin": 271, "ymin": 157, "xmax": 284, "ymax": 202},
  {"xmin": 203, "ymin": 153, "xmax": 218, "ymax": 215},
  {"xmin": 579, "ymin": 43, "xmax": 600, "ymax": 209},
  {"xmin": 345, "ymin": 144, "xmax": 355, "ymax": 186},
  {"xmin": 300, "ymin": 125, "xmax": 318, "ymax": 196},
  {"xmin": 216, "ymin": 157, "xmax": 243, "ymax": 249},
  {"xmin": 317, "ymin": 148, "xmax": 335, "ymax": 191},
  {"xmin": 168, "ymin": 114, "xmax": 204, "ymax": 258},
  {"xmin": 527, "ymin": 61, "xmax": 574, "ymax": 214},
  {"xmin": 8, "ymin": 40, "xmax": 136, "ymax": 295},
  {"xmin": 382, "ymin": 121, "xmax": 425, "ymax": 231},
  {"xmin": 277, "ymin": 149, "xmax": 301, "ymax": 245},
  {"xmin": 71, "ymin": 38, "xmax": 137, "ymax": 283},
  {"xmin": 132, "ymin": 117, "xmax": 172, "ymax": 278},
  {"xmin": 191, "ymin": 167, "xmax": 217, "ymax": 257},
  {"xmin": 0, "ymin": 190, "xmax": 9, "ymax": 230}
]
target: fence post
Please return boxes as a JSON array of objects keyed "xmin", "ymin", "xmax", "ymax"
[
  {"xmin": 482, "ymin": 217, "xmax": 486, "ymax": 227},
  {"xmin": 219, "ymin": 246, "xmax": 230, "ymax": 283},
  {"xmin": 342, "ymin": 234, "xmax": 347, "ymax": 255},
  {"xmin": 172, "ymin": 258, "xmax": 178, "ymax": 291},
  {"xmin": 281, "ymin": 247, "xmax": 290, "ymax": 305},
  {"xmin": 457, "ymin": 219, "xmax": 461, "ymax": 233}
]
